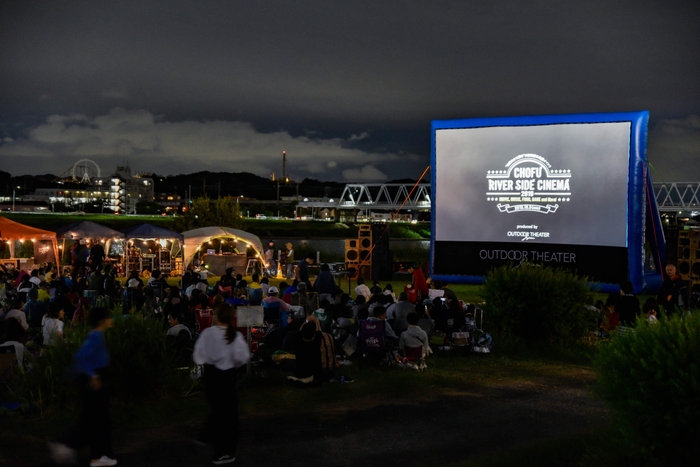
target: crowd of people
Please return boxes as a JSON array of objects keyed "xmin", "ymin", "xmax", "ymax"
[{"xmin": 2, "ymin": 254, "xmax": 690, "ymax": 466}]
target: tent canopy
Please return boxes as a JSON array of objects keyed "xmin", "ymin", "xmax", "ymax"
[
  {"xmin": 0, "ymin": 217, "xmax": 58, "ymax": 241},
  {"xmin": 182, "ymin": 226, "xmax": 263, "ymax": 269},
  {"xmin": 122, "ymin": 223, "xmax": 184, "ymax": 241},
  {"xmin": 56, "ymin": 221, "xmax": 125, "ymax": 239},
  {"xmin": 0, "ymin": 216, "xmax": 60, "ymax": 265}
]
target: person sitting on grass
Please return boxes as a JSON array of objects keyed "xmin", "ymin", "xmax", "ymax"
[
  {"xmin": 248, "ymin": 273, "xmax": 262, "ymax": 290},
  {"xmin": 38, "ymin": 280, "xmax": 52, "ymax": 302},
  {"xmin": 289, "ymin": 315, "xmax": 323, "ymax": 385},
  {"xmin": 383, "ymin": 283, "xmax": 397, "ymax": 303},
  {"xmin": 166, "ymin": 309, "xmax": 193, "ymax": 366},
  {"xmin": 262, "ymin": 286, "xmax": 291, "ymax": 312},
  {"xmin": 416, "ymin": 301, "xmax": 435, "ymax": 336},
  {"xmin": 643, "ymin": 297, "xmax": 660, "ymax": 323},
  {"xmin": 399, "ymin": 312, "xmax": 432, "ymax": 359},
  {"xmin": 352, "ymin": 295, "xmax": 367, "ymax": 320},
  {"xmin": 260, "ymin": 277, "xmax": 270, "ymax": 297},
  {"xmin": 617, "ymin": 281, "xmax": 641, "ymax": 328},
  {"xmin": 43, "ymin": 301, "xmax": 66, "ymax": 347},
  {"xmin": 354, "ymin": 277, "xmax": 371, "ymax": 302},
  {"xmin": 368, "ymin": 306, "xmax": 398, "ymax": 344},
  {"xmin": 5, "ymin": 298, "xmax": 29, "ymax": 332},
  {"xmin": 388, "ymin": 292, "xmax": 414, "ymax": 335},
  {"xmin": 226, "ymin": 286, "xmax": 249, "ymax": 307},
  {"xmin": 122, "ymin": 278, "xmax": 143, "ymax": 315},
  {"xmin": 24, "ymin": 288, "xmax": 48, "ymax": 329}
]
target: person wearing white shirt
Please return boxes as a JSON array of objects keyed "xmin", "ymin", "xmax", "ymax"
[
  {"xmin": 354, "ymin": 277, "xmax": 371, "ymax": 302},
  {"xmin": 193, "ymin": 303, "xmax": 250, "ymax": 465},
  {"xmin": 43, "ymin": 302, "xmax": 65, "ymax": 346}
]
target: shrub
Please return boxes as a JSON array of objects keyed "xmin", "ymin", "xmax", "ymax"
[
  {"xmin": 481, "ymin": 263, "xmax": 595, "ymax": 347},
  {"xmin": 594, "ymin": 313, "xmax": 700, "ymax": 460},
  {"xmin": 4, "ymin": 310, "xmax": 193, "ymax": 415}
]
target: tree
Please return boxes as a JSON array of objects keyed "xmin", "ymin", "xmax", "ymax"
[{"xmin": 174, "ymin": 196, "xmax": 243, "ymax": 231}]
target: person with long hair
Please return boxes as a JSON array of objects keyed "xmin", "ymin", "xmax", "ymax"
[{"xmin": 193, "ymin": 303, "xmax": 250, "ymax": 465}]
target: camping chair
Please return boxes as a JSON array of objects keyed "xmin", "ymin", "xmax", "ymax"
[
  {"xmin": 402, "ymin": 345, "xmax": 426, "ymax": 371},
  {"xmin": 262, "ymin": 301, "xmax": 281, "ymax": 327},
  {"xmin": 249, "ymin": 288, "xmax": 263, "ymax": 305},
  {"xmin": 0, "ymin": 345, "xmax": 19, "ymax": 381},
  {"xmin": 194, "ymin": 307, "xmax": 214, "ymax": 334},
  {"xmin": 358, "ymin": 319, "xmax": 389, "ymax": 366}
]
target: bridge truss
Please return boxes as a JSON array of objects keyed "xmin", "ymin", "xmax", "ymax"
[{"xmin": 653, "ymin": 183, "xmax": 700, "ymax": 212}]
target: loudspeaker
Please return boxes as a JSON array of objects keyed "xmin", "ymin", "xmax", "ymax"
[
  {"xmin": 345, "ymin": 239, "xmax": 359, "ymax": 262},
  {"xmin": 678, "ymin": 231, "xmax": 694, "ymax": 280},
  {"xmin": 358, "ymin": 226, "xmax": 372, "ymax": 266},
  {"xmin": 371, "ymin": 223, "xmax": 393, "ymax": 281},
  {"xmin": 690, "ymin": 236, "xmax": 700, "ymax": 281}
]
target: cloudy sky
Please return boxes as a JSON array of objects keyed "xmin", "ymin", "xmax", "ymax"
[{"xmin": 1, "ymin": 1, "xmax": 698, "ymax": 182}]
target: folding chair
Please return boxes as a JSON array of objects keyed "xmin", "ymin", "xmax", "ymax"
[
  {"xmin": 402, "ymin": 345, "xmax": 426, "ymax": 371},
  {"xmin": 262, "ymin": 302, "xmax": 281, "ymax": 327},
  {"xmin": 194, "ymin": 307, "xmax": 214, "ymax": 333},
  {"xmin": 0, "ymin": 345, "xmax": 19, "ymax": 381},
  {"xmin": 358, "ymin": 319, "xmax": 388, "ymax": 366},
  {"xmin": 249, "ymin": 288, "xmax": 263, "ymax": 305}
]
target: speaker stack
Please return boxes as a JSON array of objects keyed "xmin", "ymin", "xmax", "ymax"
[
  {"xmin": 677, "ymin": 230, "xmax": 693, "ymax": 280},
  {"xmin": 344, "ymin": 223, "xmax": 393, "ymax": 281},
  {"xmin": 371, "ymin": 223, "xmax": 393, "ymax": 281},
  {"xmin": 345, "ymin": 239, "xmax": 359, "ymax": 277},
  {"xmin": 677, "ymin": 230, "xmax": 700, "ymax": 294}
]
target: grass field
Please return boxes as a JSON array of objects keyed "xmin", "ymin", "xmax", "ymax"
[{"xmin": 0, "ymin": 212, "xmax": 431, "ymax": 239}]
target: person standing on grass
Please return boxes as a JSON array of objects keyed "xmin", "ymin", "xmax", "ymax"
[
  {"xmin": 50, "ymin": 307, "xmax": 117, "ymax": 467},
  {"xmin": 193, "ymin": 302, "xmax": 250, "ymax": 465}
]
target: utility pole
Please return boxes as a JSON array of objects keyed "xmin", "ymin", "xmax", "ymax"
[{"xmin": 282, "ymin": 150, "xmax": 287, "ymax": 181}]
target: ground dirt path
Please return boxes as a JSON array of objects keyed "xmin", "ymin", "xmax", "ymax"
[{"xmin": 14, "ymin": 367, "xmax": 609, "ymax": 467}]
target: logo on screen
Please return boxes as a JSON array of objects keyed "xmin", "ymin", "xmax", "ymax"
[{"xmin": 486, "ymin": 154, "xmax": 571, "ymax": 214}]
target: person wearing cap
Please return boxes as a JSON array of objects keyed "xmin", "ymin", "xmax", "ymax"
[
  {"xmin": 284, "ymin": 243, "xmax": 295, "ymax": 280},
  {"xmin": 122, "ymin": 278, "xmax": 144, "ymax": 314},
  {"xmin": 261, "ymin": 286, "xmax": 290, "ymax": 312}
]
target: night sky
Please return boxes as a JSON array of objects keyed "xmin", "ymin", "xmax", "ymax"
[{"xmin": 1, "ymin": 1, "xmax": 698, "ymax": 182}]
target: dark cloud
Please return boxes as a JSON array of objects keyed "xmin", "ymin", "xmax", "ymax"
[{"xmin": 1, "ymin": 1, "xmax": 698, "ymax": 180}]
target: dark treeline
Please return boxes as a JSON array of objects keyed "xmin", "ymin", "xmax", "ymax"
[{"xmin": 1, "ymin": 170, "xmax": 417, "ymax": 201}]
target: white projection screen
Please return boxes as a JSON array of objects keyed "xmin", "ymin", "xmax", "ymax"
[{"xmin": 430, "ymin": 112, "xmax": 650, "ymax": 289}]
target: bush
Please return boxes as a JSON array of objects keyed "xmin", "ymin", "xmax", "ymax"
[
  {"xmin": 481, "ymin": 263, "xmax": 595, "ymax": 347},
  {"xmin": 4, "ymin": 310, "xmax": 194, "ymax": 415},
  {"xmin": 594, "ymin": 313, "xmax": 700, "ymax": 461}
]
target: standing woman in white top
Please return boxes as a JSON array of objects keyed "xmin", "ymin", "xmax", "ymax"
[
  {"xmin": 193, "ymin": 302, "xmax": 250, "ymax": 465},
  {"xmin": 43, "ymin": 302, "xmax": 65, "ymax": 346}
]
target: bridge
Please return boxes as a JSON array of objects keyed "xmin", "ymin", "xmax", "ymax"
[
  {"xmin": 297, "ymin": 182, "xmax": 699, "ymax": 214},
  {"xmin": 653, "ymin": 183, "xmax": 700, "ymax": 212},
  {"xmin": 296, "ymin": 183, "xmax": 431, "ymax": 211}
]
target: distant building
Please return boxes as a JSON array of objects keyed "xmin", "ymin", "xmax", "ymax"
[
  {"xmin": 107, "ymin": 165, "xmax": 154, "ymax": 213},
  {"xmin": 154, "ymin": 192, "xmax": 182, "ymax": 212},
  {"xmin": 27, "ymin": 164, "xmax": 154, "ymax": 214}
]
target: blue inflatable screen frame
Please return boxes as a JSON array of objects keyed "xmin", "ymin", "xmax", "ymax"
[{"xmin": 430, "ymin": 111, "xmax": 660, "ymax": 293}]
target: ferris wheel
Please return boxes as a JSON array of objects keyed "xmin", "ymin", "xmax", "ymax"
[{"xmin": 72, "ymin": 159, "xmax": 102, "ymax": 184}]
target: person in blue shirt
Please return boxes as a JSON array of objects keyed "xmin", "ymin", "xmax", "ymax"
[
  {"xmin": 296, "ymin": 255, "xmax": 314, "ymax": 285},
  {"xmin": 50, "ymin": 307, "xmax": 117, "ymax": 467},
  {"xmin": 313, "ymin": 263, "xmax": 336, "ymax": 303}
]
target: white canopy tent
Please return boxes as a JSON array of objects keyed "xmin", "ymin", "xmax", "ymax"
[{"xmin": 182, "ymin": 226, "xmax": 264, "ymax": 270}]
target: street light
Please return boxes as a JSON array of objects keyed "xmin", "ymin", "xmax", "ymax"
[{"xmin": 12, "ymin": 186, "xmax": 20, "ymax": 212}]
